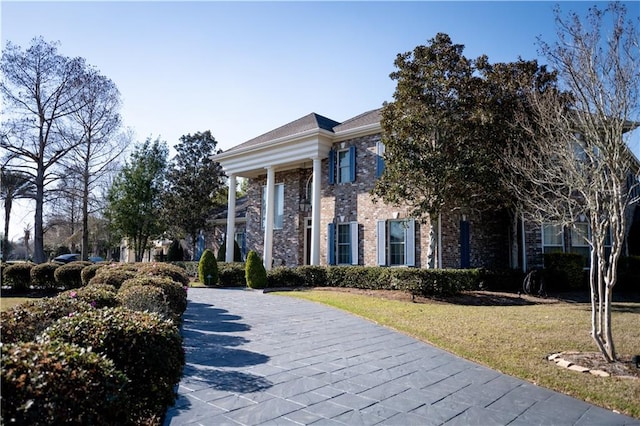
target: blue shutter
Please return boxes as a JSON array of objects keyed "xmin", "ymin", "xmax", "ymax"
[
  {"xmin": 349, "ymin": 146, "xmax": 356, "ymax": 182},
  {"xmin": 376, "ymin": 142, "xmax": 385, "ymax": 178},
  {"xmin": 405, "ymin": 219, "xmax": 416, "ymax": 267},
  {"xmin": 328, "ymin": 149, "xmax": 335, "ymax": 185},
  {"xmin": 327, "ymin": 222, "xmax": 336, "ymax": 265},
  {"xmin": 350, "ymin": 222, "xmax": 359, "ymax": 265},
  {"xmin": 376, "ymin": 220, "xmax": 386, "ymax": 266}
]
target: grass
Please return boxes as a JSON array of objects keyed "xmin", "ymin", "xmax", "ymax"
[
  {"xmin": 0, "ymin": 296, "xmax": 37, "ymax": 312},
  {"xmin": 277, "ymin": 290, "xmax": 640, "ymax": 419}
]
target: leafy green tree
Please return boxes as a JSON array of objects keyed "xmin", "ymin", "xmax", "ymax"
[
  {"xmin": 374, "ymin": 33, "xmax": 557, "ymax": 267},
  {"xmin": 164, "ymin": 131, "xmax": 225, "ymax": 259},
  {"xmin": 167, "ymin": 239, "xmax": 184, "ymax": 261},
  {"xmin": 1, "ymin": 169, "xmax": 35, "ymax": 261},
  {"xmin": 216, "ymin": 239, "xmax": 243, "ymax": 262},
  {"xmin": 106, "ymin": 138, "xmax": 168, "ymax": 262}
]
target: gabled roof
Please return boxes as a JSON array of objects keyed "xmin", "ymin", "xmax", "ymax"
[
  {"xmin": 224, "ymin": 113, "xmax": 340, "ymax": 154},
  {"xmin": 333, "ymin": 108, "xmax": 382, "ymax": 133}
]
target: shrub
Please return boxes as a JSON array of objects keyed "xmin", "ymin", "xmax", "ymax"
[
  {"xmin": 617, "ymin": 255, "xmax": 640, "ymax": 292},
  {"xmin": 478, "ymin": 269, "xmax": 526, "ymax": 292},
  {"xmin": 41, "ymin": 307, "xmax": 184, "ymax": 421},
  {"xmin": 2, "ymin": 262, "xmax": 33, "ymax": 292},
  {"xmin": 117, "ymin": 284, "xmax": 171, "ymax": 320},
  {"xmin": 60, "ymin": 285, "xmax": 119, "ymax": 309},
  {"xmin": 216, "ymin": 240, "xmax": 243, "ymax": 262},
  {"xmin": 167, "ymin": 239, "xmax": 184, "ymax": 261},
  {"xmin": 176, "ymin": 261, "xmax": 199, "ymax": 278},
  {"xmin": 137, "ymin": 262, "xmax": 190, "ymax": 286},
  {"xmin": 30, "ymin": 262, "xmax": 60, "ymax": 291},
  {"xmin": 80, "ymin": 263, "xmax": 105, "ymax": 285},
  {"xmin": 543, "ymin": 252, "xmax": 585, "ymax": 291},
  {"xmin": 0, "ymin": 296, "xmax": 93, "ymax": 344},
  {"xmin": 120, "ymin": 276, "xmax": 187, "ymax": 318},
  {"xmin": 88, "ymin": 266, "xmax": 136, "ymax": 289},
  {"xmin": 198, "ymin": 249, "xmax": 218, "ymax": 285},
  {"xmin": 268, "ymin": 267, "xmax": 305, "ymax": 288},
  {"xmin": 295, "ymin": 266, "xmax": 328, "ymax": 287},
  {"xmin": 54, "ymin": 261, "xmax": 92, "ymax": 290},
  {"xmin": 218, "ymin": 262, "xmax": 247, "ymax": 287},
  {"xmin": 245, "ymin": 250, "xmax": 267, "ymax": 289},
  {"xmin": 1, "ymin": 341, "xmax": 129, "ymax": 425}
]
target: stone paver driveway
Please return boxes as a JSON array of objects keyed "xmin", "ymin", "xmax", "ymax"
[{"xmin": 164, "ymin": 288, "xmax": 638, "ymax": 425}]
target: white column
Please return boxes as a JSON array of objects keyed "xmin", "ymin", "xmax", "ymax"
[
  {"xmin": 263, "ymin": 166, "xmax": 275, "ymax": 270},
  {"xmin": 310, "ymin": 157, "xmax": 322, "ymax": 265},
  {"xmin": 225, "ymin": 174, "xmax": 237, "ymax": 263}
]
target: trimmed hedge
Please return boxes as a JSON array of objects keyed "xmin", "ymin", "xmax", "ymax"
[
  {"xmin": 0, "ymin": 296, "xmax": 93, "ymax": 344},
  {"xmin": 120, "ymin": 276, "xmax": 187, "ymax": 319},
  {"xmin": 88, "ymin": 266, "xmax": 136, "ymax": 289},
  {"xmin": 80, "ymin": 263, "xmax": 105, "ymax": 285},
  {"xmin": 60, "ymin": 285, "xmax": 119, "ymax": 309},
  {"xmin": 30, "ymin": 262, "xmax": 59, "ymax": 290},
  {"xmin": 2, "ymin": 262, "xmax": 33, "ymax": 292},
  {"xmin": 117, "ymin": 284, "xmax": 171, "ymax": 321},
  {"xmin": 1, "ymin": 341, "xmax": 129, "ymax": 425},
  {"xmin": 54, "ymin": 261, "xmax": 92, "ymax": 290},
  {"xmin": 41, "ymin": 307, "xmax": 184, "ymax": 422},
  {"xmin": 265, "ymin": 265, "xmax": 481, "ymax": 297},
  {"xmin": 137, "ymin": 262, "xmax": 190, "ymax": 287},
  {"xmin": 218, "ymin": 262, "xmax": 247, "ymax": 287}
]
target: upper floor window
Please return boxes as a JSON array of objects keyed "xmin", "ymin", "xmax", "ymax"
[
  {"xmin": 376, "ymin": 141, "xmax": 385, "ymax": 178},
  {"xmin": 261, "ymin": 183, "xmax": 284, "ymax": 229},
  {"xmin": 328, "ymin": 146, "xmax": 356, "ymax": 184}
]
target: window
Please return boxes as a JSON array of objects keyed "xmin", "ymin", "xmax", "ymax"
[
  {"xmin": 327, "ymin": 222, "xmax": 358, "ymax": 265},
  {"xmin": 261, "ymin": 183, "xmax": 284, "ymax": 229},
  {"xmin": 542, "ymin": 223, "xmax": 564, "ymax": 254},
  {"xmin": 328, "ymin": 146, "xmax": 356, "ymax": 184},
  {"xmin": 571, "ymin": 222, "xmax": 613, "ymax": 267},
  {"xmin": 377, "ymin": 219, "xmax": 415, "ymax": 266},
  {"xmin": 235, "ymin": 231, "xmax": 246, "ymax": 260}
]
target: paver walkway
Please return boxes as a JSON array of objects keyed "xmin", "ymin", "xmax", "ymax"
[{"xmin": 164, "ymin": 288, "xmax": 638, "ymax": 425}]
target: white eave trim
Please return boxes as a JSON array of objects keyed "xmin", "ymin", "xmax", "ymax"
[{"xmin": 334, "ymin": 122, "xmax": 382, "ymax": 141}]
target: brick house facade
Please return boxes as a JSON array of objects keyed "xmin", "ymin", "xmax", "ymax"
[{"xmin": 214, "ymin": 108, "xmax": 639, "ymax": 271}]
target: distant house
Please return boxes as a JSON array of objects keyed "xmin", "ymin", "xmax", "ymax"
[{"xmin": 213, "ymin": 109, "xmax": 640, "ymax": 270}]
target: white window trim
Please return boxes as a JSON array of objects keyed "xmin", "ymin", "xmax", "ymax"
[
  {"xmin": 377, "ymin": 218, "xmax": 415, "ymax": 267},
  {"xmin": 542, "ymin": 223, "xmax": 564, "ymax": 253},
  {"xmin": 337, "ymin": 148, "xmax": 350, "ymax": 184}
]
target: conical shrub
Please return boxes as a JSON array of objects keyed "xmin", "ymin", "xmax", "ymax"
[
  {"xmin": 245, "ymin": 250, "xmax": 267, "ymax": 289},
  {"xmin": 198, "ymin": 249, "xmax": 218, "ymax": 286}
]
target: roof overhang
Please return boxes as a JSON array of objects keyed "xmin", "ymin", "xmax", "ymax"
[{"xmin": 213, "ymin": 128, "xmax": 335, "ymax": 178}]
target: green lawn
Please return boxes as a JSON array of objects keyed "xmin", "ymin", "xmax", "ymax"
[
  {"xmin": 0, "ymin": 296, "xmax": 36, "ymax": 312},
  {"xmin": 277, "ymin": 290, "xmax": 640, "ymax": 419}
]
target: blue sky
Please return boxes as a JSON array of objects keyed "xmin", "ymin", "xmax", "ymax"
[{"xmin": 1, "ymin": 1, "xmax": 639, "ymax": 241}]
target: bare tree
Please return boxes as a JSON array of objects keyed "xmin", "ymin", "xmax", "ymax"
[
  {"xmin": 506, "ymin": 3, "xmax": 639, "ymax": 361},
  {"xmin": 61, "ymin": 67, "xmax": 125, "ymax": 259},
  {"xmin": 0, "ymin": 38, "xmax": 89, "ymax": 263}
]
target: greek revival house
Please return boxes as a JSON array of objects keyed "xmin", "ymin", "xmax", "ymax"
[{"xmin": 214, "ymin": 108, "xmax": 640, "ymax": 271}]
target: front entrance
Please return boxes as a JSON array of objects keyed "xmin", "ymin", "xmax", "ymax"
[{"xmin": 304, "ymin": 217, "xmax": 312, "ymax": 265}]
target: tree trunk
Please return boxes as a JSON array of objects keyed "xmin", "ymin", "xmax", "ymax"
[
  {"xmin": 33, "ymin": 165, "xmax": 46, "ymax": 263},
  {"xmin": 81, "ymin": 153, "xmax": 90, "ymax": 260}
]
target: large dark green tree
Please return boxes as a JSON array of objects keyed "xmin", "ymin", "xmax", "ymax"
[
  {"xmin": 163, "ymin": 131, "xmax": 225, "ymax": 260},
  {"xmin": 373, "ymin": 33, "xmax": 558, "ymax": 266},
  {"xmin": 106, "ymin": 137, "xmax": 168, "ymax": 262}
]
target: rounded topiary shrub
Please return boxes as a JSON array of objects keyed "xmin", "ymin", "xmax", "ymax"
[
  {"xmin": 80, "ymin": 263, "xmax": 105, "ymax": 285},
  {"xmin": 120, "ymin": 276, "xmax": 187, "ymax": 319},
  {"xmin": 59, "ymin": 284, "xmax": 119, "ymax": 309},
  {"xmin": 198, "ymin": 249, "xmax": 218, "ymax": 286},
  {"xmin": 30, "ymin": 262, "xmax": 59, "ymax": 291},
  {"xmin": 2, "ymin": 262, "xmax": 33, "ymax": 292},
  {"xmin": 0, "ymin": 296, "xmax": 93, "ymax": 344},
  {"xmin": 1, "ymin": 341, "xmax": 129, "ymax": 425},
  {"xmin": 88, "ymin": 266, "xmax": 136, "ymax": 289},
  {"xmin": 245, "ymin": 250, "xmax": 267, "ymax": 289},
  {"xmin": 137, "ymin": 262, "xmax": 190, "ymax": 286},
  {"xmin": 218, "ymin": 262, "xmax": 247, "ymax": 287},
  {"xmin": 117, "ymin": 284, "xmax": 171, "ymax": 320},
  {"xmin": 41, "ymin": 307, "xmax": 184, "ymax": 421},
  {"xmin": 54, "ymin": 261, "xmax": 92, "ymax": 290}
]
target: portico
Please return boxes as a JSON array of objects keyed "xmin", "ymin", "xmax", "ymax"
[{"xmin": 213, "ymin": 113, "xmax": 338, "ymax": 269}]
